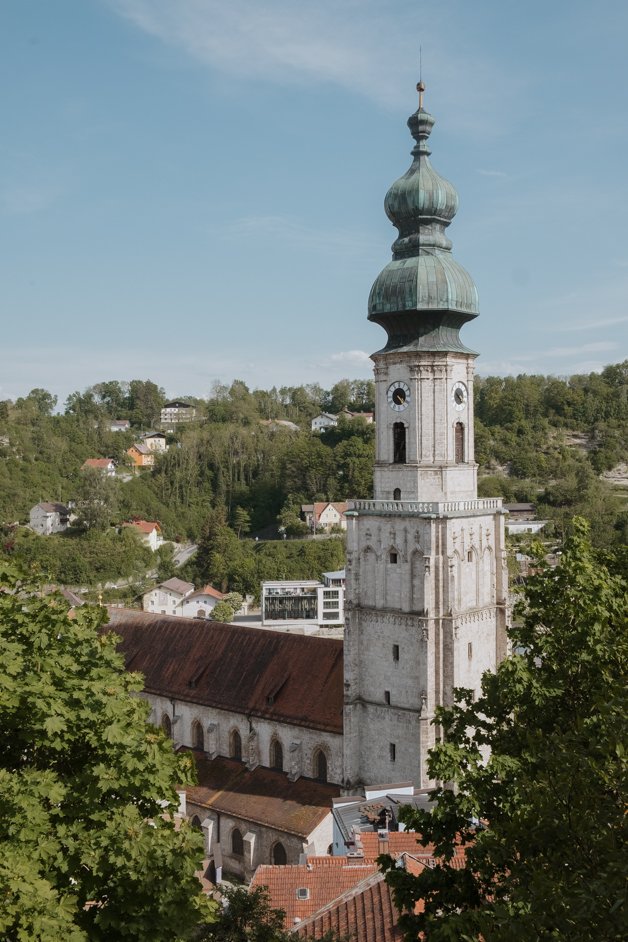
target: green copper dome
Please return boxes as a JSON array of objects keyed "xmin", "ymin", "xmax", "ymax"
[{"xmin": 369, "ymin": 85, "xmax": 478, "ymax": 354}]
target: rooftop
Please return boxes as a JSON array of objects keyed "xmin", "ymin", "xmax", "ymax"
[
  {"xmin": 105, "ymin": 609, "xmax": 343, "ymax": 733},
  {"xmin": 185, "ymin": 752, "xmax": 339, "ymax": 837}
]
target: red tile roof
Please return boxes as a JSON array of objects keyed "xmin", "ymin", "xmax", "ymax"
[
  {"xmin": 251, "ymin": 857, "xmax": 379, "ymax": 927},
  {"xmin": 105, "ymin": 609, "xmax": 343, "ymax": 732},
  {"xmin": 185, "ymin": 752, "xmax": 339, "ymax": 837},
  {"xmin": 123, "ymin": 519, "xmax": 160, "ymax": 534},
  {"xmin": 81, "ymin": 458, "xmax": 113, "ymax": 469},
  {"xmin": 295, "ymin": 870, "xmax": 402, "ymax": 941}
]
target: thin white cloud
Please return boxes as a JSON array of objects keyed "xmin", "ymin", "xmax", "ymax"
[
  {"xmin": 227, "ymin": 215, "xmax": 381, "ymax": 255},
  {"xmin": 106, "ymin": 0, "xmax": 525, "ymax": 129},
  {"xmin": 476, "ymin": 169, "xmax": 509, "ymax": 179},
  {"xmin": 330, "ymin": 350, "xmax": 372, "ymax": 364},
  {"xmin": 548, "ymin": 315, "xmax": 628, "ymax": 333}
]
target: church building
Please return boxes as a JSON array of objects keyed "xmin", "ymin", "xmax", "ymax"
[
  {"xmin": 104, "ymin": 85, "xmax": 509, "ymax": 872},
  {"xmin": 342, "ymin": 83, "xmax": 509, "ymax": 791}
]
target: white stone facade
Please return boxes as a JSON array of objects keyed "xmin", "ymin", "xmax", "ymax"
[
  {"xmin": 145, "ymin": 693, "xmax": 342, "ymax": 785},
  {"xmin": 343, "ymin": 347, "xmax": 508, "ymax": 791}
]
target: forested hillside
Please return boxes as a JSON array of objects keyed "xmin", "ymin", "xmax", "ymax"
[{"xmin": 0, "ymin": 365, "xmax": 626, "ymax": 591}]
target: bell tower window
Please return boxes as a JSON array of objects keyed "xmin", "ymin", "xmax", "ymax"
[
  {"xmin": 455, "ymin": 422, "xmax": 465, "ymax": 464},
  {"xmin": 393, "ymin": 488, "xmax": 401, "ymax": 500},
  {"xmin": 393, "ymin": 423, "xmax": 406, "ymax": 464}
]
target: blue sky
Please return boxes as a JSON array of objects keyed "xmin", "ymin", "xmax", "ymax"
[{"xmin": 2, "ymin": 0, "xmax": 627, "ymax": 404}]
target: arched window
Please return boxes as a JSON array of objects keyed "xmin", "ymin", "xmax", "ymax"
[
  {"xmin": 270, "ymin": 738, "xmax": 284, "ymax": 772},
  {"xmin": 230, "ymin": 729, "xmax": 242, "ymax": 761},
  {"xmin": 393, "ymin": 488, "xmax": 401, "ymax": 501},
  {"xmin": 272, "ymin": 841, "xmax": 287, "ymax": 865},
  {"xmin": 191, "ymin": 720, "xmax": 204, "ymax": 751},
  {"xmin": 161, "ymin": 713, "xmax": 172, "ymax": 738},
  {"xmin": 393, "ymin": 423, "xmax": 406, "ymax": 464},
  {"xmin": 190, "ymin": 815, "xmax": 202, "ymax": 830},
  {"xmin": 455, "ymin": 422, "xmax": 465, "ymax": 464},
  {"xmin": 196, "ymin": 609, "xmax": 206, "ymax": 619},
  {"xmin": 231, "ymin": 828, "xmax": 244, "ymax": 857},
  {"xmin": 314, "ymin": 749, "xmax": 328, "ymax": 783}
]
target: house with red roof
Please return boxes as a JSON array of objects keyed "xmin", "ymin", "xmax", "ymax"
[
  {"xmin": 179, "ymin": 585, "xmax": 226, "ymax": 619},
  {"xmin": 122, "ymin": 519, "xmax": 162, "ymax": 551},
  {"xmin": 81, "ymin": 457, "xmax": 116, "ymax": 476},
  {"xmin": 301, "ymin": 502, "xmax": 349, "ymax": 533}
]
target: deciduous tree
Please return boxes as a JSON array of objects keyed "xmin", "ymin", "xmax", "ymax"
[
  {"xmin": 382, "ymin": 519, "xmax": 627, "ymax": 942},
  {"xmin": 0, "ymin": 563, "xmax": 214, "ymax": 940}
]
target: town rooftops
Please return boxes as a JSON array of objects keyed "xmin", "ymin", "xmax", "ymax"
[
  {"xmin": 123, "ymin": 519, "xmax": 161, "ymax": 534},
  {"xmin": 184, "ymin": 752, "xmax": 339, "ymax": 838},
  {"xmin": 295, "ymin": 870, "xmax": 401, "ymax": 941},
  {"xmin": 35, "ymin": 501, "xmax": 69, "ymax": 514},
  {"xmin": 251, "ymin": 857, "xmax": 379, "ymax": 928},
  {"xmin": 155, "ymin": 577, "xmax": 195, "ymax": 595},
  {"xmin": 129, "ymin": 442, "xmax": 151, "ymax": 455},
  {"xmin": 184, "ymin": 585, "xmax": 224, "ymax": 601},
  {"xmin": 105, "ymin": 609, "xmax": 343, "ymax": 732}
]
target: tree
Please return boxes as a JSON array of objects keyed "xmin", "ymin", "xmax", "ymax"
[
  {"xmin": 74, "ymin": 467, "xmax": 118, "ymax": 531},
  {"xmin": 0, "ymin": 562, "xmax": 214, "ymax": 940},
  {"xmin": 198, "ymin": 886, "xmax": 288, "ymax": 942},
  {"xmin": 211, "ymin": 601, "xmax": 235, "ymax": 623},
  {"xmin": 382, "ymin": 519, "xmax": 627, "ymax": 942}
]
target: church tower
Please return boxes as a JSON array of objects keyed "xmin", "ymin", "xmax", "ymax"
[{"xmin": 343, "ymin": 85, "xmax": 509, "ymax": 791}]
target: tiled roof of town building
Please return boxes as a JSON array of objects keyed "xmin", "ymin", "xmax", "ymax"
[
  {"xmin": 123, "ymin": 519, "xmax": 160, "ymax": 534},
  {"xmin": 185, "ymin": 753, "xmax": 339, "ymax": 837},
  {"xmin": 105, "ymin": 610, "xmax": 343, "ymax": 732},
  {"xmin": 36, "ymin": 501, "xmax": 69, "ymax": 513},
  {"xmin": 82, "ymin": 458, "xmax": 113, "ymax": 469},
  {"xmin": 157, "ymin": 577, "xmax": 195, "ymax": 594},
  {"xmin": 251, "ymin": 857, "xmax": 379, "ymax": 927},
  {"xmin": 296, "ymin": 870, "xmax": 402, "ymax": 941}
]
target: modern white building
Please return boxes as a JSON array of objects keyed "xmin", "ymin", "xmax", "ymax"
[
  {"xmin": 261, "ymin": 579, "xmax": 345, "ymax": 629},
  {"xmin": 343, "ymin": 85, "xmax": 509, "ymax": 792}
]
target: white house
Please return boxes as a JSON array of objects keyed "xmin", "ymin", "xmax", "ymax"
[
  {"xmin": 142, "ymin": 431, "xmax": 168, "ymax": 453},
  {"xmin": 81, "ymin": 458, "xmax": 116, "ymax": 476},
  {"xmin": 109, "ymin": 419, "xmax": 130, "ymax": 432},
  {"xmin": 311, "ymin": 412, "xmax": 338, "ymax": 432},
  {"xmin": 160, "ymin": 400, "xmax": 196, "ymax": 429},
  {"xmin": 123, "ymin": 520, "xmax": 163, "ymax": 552},
  {"xmin": 301, "ymin": 502, "xmax": 349, "ymax": 533},
  {"xmin": 143, "ymin": 577, "xmax": 195, "ymax": 614},
  {"xmin": 179, "ymin": 585, "xmax": 225, "ymax": 619},
  {"xmin": 29, "ymin": 502, "xmax": 71, "ymax": 536}
]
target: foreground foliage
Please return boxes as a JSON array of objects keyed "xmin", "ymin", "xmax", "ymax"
[
  {"xmin": 0, "ymin": 563, "xmax": 214, "ymax": 940},
  {"xmin": 383, "ymin": 520, "xmax": 627, "ymax": 941}
]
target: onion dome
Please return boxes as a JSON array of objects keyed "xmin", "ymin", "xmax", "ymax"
[{"xmin": 369, "ymin": 83, "xmax": 478, "ymax": 354}]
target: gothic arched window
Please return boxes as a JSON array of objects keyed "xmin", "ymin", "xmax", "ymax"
[
  {"xmin": 270, "ymin": 738, "xmax": 284, "ymax": 772},
  {"xmin": 455, "ymin": 422, "xmax": 465, "ymax": 464},
  {"xmin": 272, "ymin": 842, "xmax": 287, "ymax": 865},
  {"xmin": 393, "ymin": 488, "xmax": 401, "ymax": 501},
  {"xmin": 191, "ymin": 720, "xmax": 204, "ymax": 751},
  {"xmin": 161, "ymin": 713, "xmax": 172, "ymax": 738},
  {"xmin": 314, "ymin": 749, "xmax": 328, "ymax": 783},
  {"xmin": 230, "ymin": 729, "xmax": 242, "ymax": 761},
  {"xmin": 190, "ymin": 815, "xmax": 202, "ymax": 830},
  {"xmin": 231, "ymin": 828, "xmax": 244, "ymax": 857},
  {"xmin": 393, "ymin": 423, "xmax": 406, "ymax": 464}
]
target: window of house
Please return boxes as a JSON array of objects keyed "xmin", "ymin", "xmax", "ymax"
[
  {"xmin": 230, "ymin": 729, "xmax": 242, "ymax": 761},
  {"xmin": 272, "ymin": 842, "xmax": 287, "ymax": 865},
  {"xmin": 190, "ymin": 815, "xmax": 202, "ymax": 830},
  {"xmin": 314, "ymin": 749, "xmax": 328, "ymax": 783},
  {"xmin": 270, "ymin": 738, "xmax": 284, "ymax": 772},
  {"xmin": 231, "ymin": 828, "xmax": 244, "ymax": 857},
  {"xmin": 161, "ymin": 713, "xmax": 172, "ymax": 738},
  {"xmin": 389, "ymin": 743, "xmax": 396, "ymax": 762},
  {"xmin": 191, "ymin": 720, "xmax": 204, "ymax": 751},
  {"xmin": 392, "ymin": 644, "xmax": 400, "ymax": 662},
  {"xmin": 393, "ymin": 423, "xmax": 407, "ymax": 464}
]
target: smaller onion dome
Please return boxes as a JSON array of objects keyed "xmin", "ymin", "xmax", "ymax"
[{"xmin": 368, "ymin": 83, "xmax": 478, "ymax": 354}]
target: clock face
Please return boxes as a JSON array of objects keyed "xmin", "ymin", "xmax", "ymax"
[
  {"xmin": 387, "ymin": 381, "xmax": 410, "ymax": 412},
  {"xmin": 452, "ymin": 381, "xmax": 468, "ymax": 411}
]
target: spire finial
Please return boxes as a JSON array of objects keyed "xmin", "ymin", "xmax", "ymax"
[{"xmin": 417, "ymin": 80, "xmax": 425, "ymax": 111}]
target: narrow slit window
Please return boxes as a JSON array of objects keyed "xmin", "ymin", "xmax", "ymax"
[
  {"xmin": 384, "ymin": 690, "xmax": 391, "ymax": 705},
  {"xmin": 389, "ymin": 743, "xmax": 396, "ymax": 762},
  {"xmin": 389, "ymin": 551, "xmax": 398, "ymax": 564},
  {"xmin": 393, "ymin": 423, "xmax": 406, "ymax": 464},
  {"xmin": 392, "ymin": 644, "xmax": 400, "ymax": 662},
  {"xmin": 455, "ymin": 422, "xmax": 465, "ymax": 464}
]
